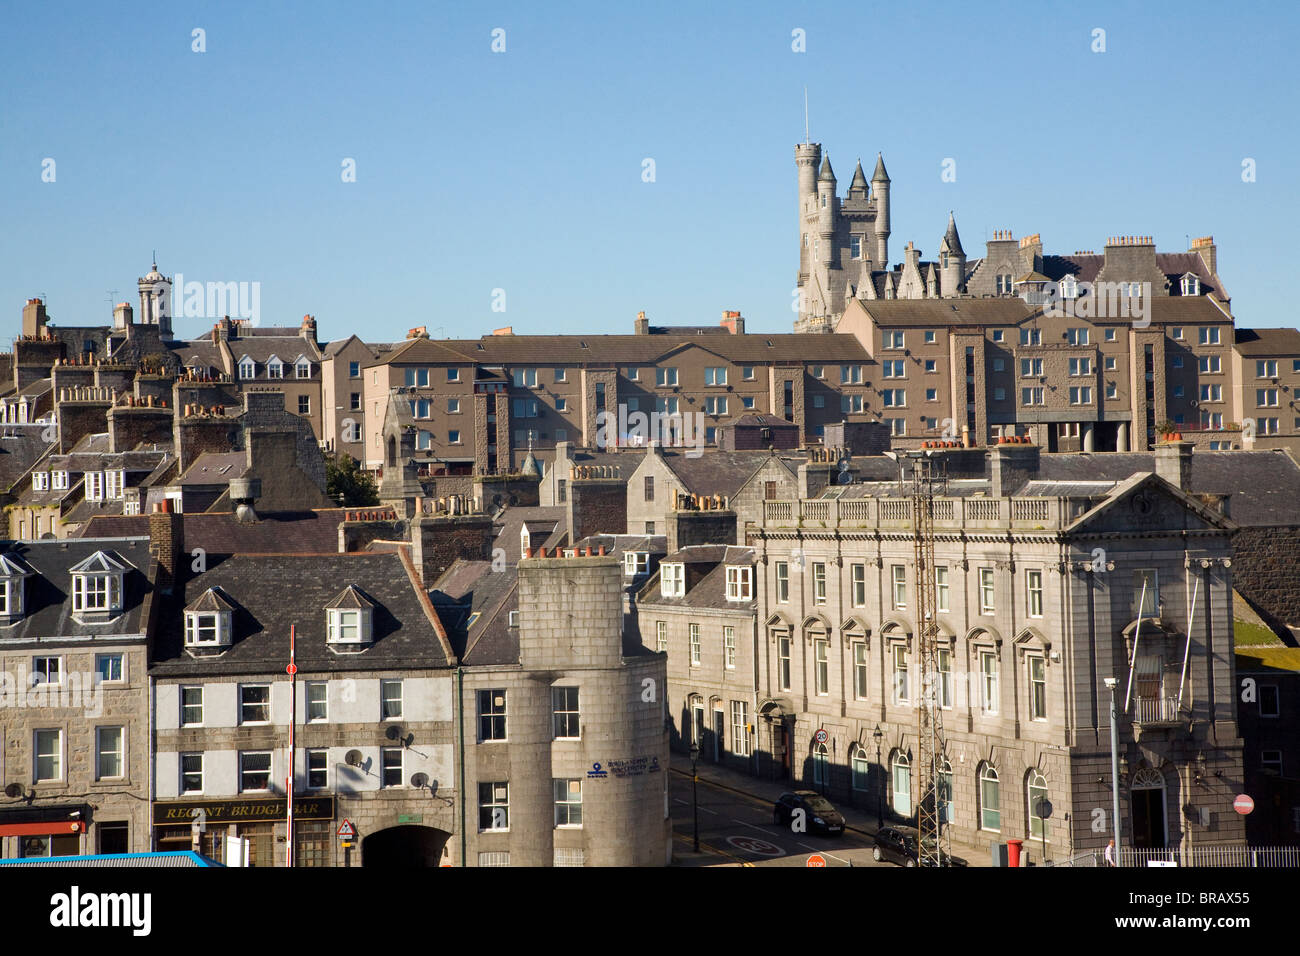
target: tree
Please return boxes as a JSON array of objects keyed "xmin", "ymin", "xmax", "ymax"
[{"xmin": 326, "ymin": 453, "xmax": 379, "ymax": 507}]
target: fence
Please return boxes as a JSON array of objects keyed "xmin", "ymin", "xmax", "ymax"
[{"xmin": 1118, "ymin": 845, "xmax": 1300, "ymax": 868}]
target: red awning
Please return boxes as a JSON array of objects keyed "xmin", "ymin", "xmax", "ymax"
[{"xmin": 0, "ymin": 821, "xmax": 84, "ymax": 837}]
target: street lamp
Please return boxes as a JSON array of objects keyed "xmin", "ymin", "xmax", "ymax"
[
  {"xmin": 872, "ymin": 723, "xmax": 884, "ymax": 828},
  {"xmin": 1104, "ymin": 677, "xmax": 1123, "ymax": 865},
  {"xmin": 689, "ymin": 743, "xmax": 701, "ymax": 853}
]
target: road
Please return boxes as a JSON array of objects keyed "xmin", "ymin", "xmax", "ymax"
[{"xmin": 669, "ymin": 769, "xmax": 892, "ymax": 867}]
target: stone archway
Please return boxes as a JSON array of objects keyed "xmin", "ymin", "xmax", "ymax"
[{"xmin": 361, "ymin": 825, "xmax": 450, "ymax": 867}]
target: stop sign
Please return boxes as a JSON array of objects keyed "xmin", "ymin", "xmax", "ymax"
[
  {"xmin": 807, "ymin": 854, "xmax": 827, "ymax": 867},
  {"xmin": 1233, "ymin": 794, "xmax": 1254, "ymax": 815}
]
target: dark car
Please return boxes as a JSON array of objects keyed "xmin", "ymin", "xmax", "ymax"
[
  {"xmin": 772, "ymin": 791, "xmax": 845, "ymax": 836},
  {"xmin": 872, "ymin": 826, "xmax": 968, "ymax": 867}
]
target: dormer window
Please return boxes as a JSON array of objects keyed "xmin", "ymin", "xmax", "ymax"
[
  {"xmin": 661, "ymin": 563, "xmax": 685, "ymax": 598},
  {"xmin": 86, "ymin": 472, "xmax": 105, "ymax": 501},
  {"xmin": 295, "ymin": 357, "xmax": 312, "ymax": 379},
  {"xmin": 725, "ymin": 566, "xmax": 753, "ymax": 601},
  {"xmin": 1060, "ymin": 275, "xmax": 1078, "ymax": 298},
  {"xmin": 183, "ymin": 587, "xmax": 235, "ymax": 650},
  {"xmin": 32, "ymin": 472, "xmax": 48, "ymax": 492},
  {"xmin": 1181, "ymin": 274, "xmax": 1200, "ymax": 296},
  {"xmin": 624, "ymin": 552, "xmax": 649, "ymax": 576},
  {"xmin": 238, "ymin": 356, "xmax": 256, "ymax": 379},
  {"xmin": 326, "ymin": 585, "xmax": 375, "ymax": 651},
  {"xmin": 52, "ymin": 471, "xmax": 69, "ymax": 491},
  {"xmin": 0, "ymin": 553, "xmax": 33, "ymax": 622},
  {"xmin": 267, "ymin": 356, "xmax": 284, "ymax": 379},
  {"xmin": 70, "ymin": 551, "xmax": 128, "ymax": 616}
]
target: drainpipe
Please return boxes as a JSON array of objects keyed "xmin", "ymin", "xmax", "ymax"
[
  {"xmin": 457, "ymin": 665, "xmax": 466, "ymax": 867},
  {"xmin": 148, "ymin": 674, "xmax": 155, "ymax": 852}
]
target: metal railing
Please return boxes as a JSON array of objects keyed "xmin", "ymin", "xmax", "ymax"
[
  {"xmin": 761, "ymin": 495, "xmax": 1074, "ymax": 530},
  {"xmin": 1132, "ymin": 695, "xmax": 1180, "ymax": 724},
  {"xmin": 1118, "ymin": 845, "xmax": 1300, "ymax": 868}
]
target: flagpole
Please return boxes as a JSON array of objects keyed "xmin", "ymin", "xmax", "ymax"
[{"xmin": 287, "ymin": 624, "xmax": 296, "ymax": 867}]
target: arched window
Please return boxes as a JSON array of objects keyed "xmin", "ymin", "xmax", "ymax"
[
  {"xmin": 979, "ymin": 764, "xmax": 1001, "ymax": 831},
  {"xmin": 812, "ymin": 742, "xmax": 829, "ymax": 788},
  {"xmin": 892, "ymin": 751, "xmax": 911, "ymax": 817},
  {"xmin": 938, "ymin": 759, "xmax": 954, "ymax": 824},
  {"xmin": 1027, "ymin": 770, "xmax": 1050, "ymax": 841},
  {"xmin": 851, "ymin": 745, "xmax": 871, "ymax": 792}
]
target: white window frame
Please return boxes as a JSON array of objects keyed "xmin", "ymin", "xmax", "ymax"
[
  {"xmin": 660, "ymin": 563, "xmax": 684, "ymax": 598},
  {"xmin": 725, "ymin": 566, "xmax": 752, "ymax": 601},
  {"xmin": 180, "ymin": 752, "xmax": 204, "ymax": 794},
  {"xmin": 892, "ymin": 644, "xmax": 910, "ymax": 703},
  {"xmin": 814, "ymin": 637, "xmax": 829, "ymax": 695},
  {"xmin": 689, "ymin": 623, "xmax": 701, "ymax": 666},
  {"xmin": 1028, "ymin": 654, "xmax": 1048, "ymax": 721},
  {"xmin": 239, "ymin": 684, "xmax": 272, "ymax": 725},
  {"xmin": 239, "ymin": 750, "xmax": 273, "ymax": 792},
  {"xmin": 723, "ymin": 626, "xmax": 737, "ymax": 669},
  {"xmin": 477, "ymin": 689, "xmax": 508, "ymax": 742},
  {"xmin": 935, "ymin": 566, "xmax": 950, "ymax": 612},
  {"xmin": 891, "ymin": 564, "xmax": 906, "ymax": 609},
  {"xmin": 34, "ymin": 729, "xmax": 63, "ymax": 782},
  {"xmin": 730, "ymin": 700, "xmax": 749, "ymax": 756},
  {"xmin": 980, "ymin": 650, "xmax": 999, "ymax": 715},
  {"xmin": 180, "ymin": 686, "xmax": 203, "ymax": 726},
  {"xmin": 381, "ymin": 679, "xmax": 403, "ymax": 720},
  {"xmin": 553, "ymin": 778, "xmax": 583, "ymax": 828},
  {"xmin": 812, "ymin": 562, "xmax": 826, "ymax": 604},
  {"xmin": 95, "ymin": 726, "xmax": 125, "ymax": 780}
]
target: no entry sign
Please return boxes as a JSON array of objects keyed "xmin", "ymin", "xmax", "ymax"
[{"xmin": 1233, "ymin": 794, "xmax": 1254, "ymax": 815}]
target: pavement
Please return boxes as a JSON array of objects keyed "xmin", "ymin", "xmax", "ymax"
[{"xmin": 668, "ymin": 752, "xmax": 993, "ymax": 867}]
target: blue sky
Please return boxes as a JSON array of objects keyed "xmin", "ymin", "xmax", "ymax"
[{"xmin": 2, "ymin": 1, "xmax": 1297, "ymax": 344}]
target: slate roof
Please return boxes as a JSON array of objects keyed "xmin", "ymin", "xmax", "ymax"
[
  {"xmin": 429, "ymin": 559, "xmax": 520, "ymax": 665},
  {"xmin": 375, "ymin": 331, "xmax": 870, "ymax": 367},
  {"xmin": 76, "ymin": 509, "xmax": 354, "ymax": 554},
  {"xmin": 1234, "ymin": 328, "xmax": 1300, "ymax": 356},
  {"xmin": 859, "ymin": 295, "xmax": 1231, "ymax": 328},
  {"xmin": 1035, "ymin": 450, "xmax": 1300, "ymax": 527},
  {"xmin": 169, "ymin": 339, "xmax": 228, "ymax": 373},
  {"xmin": 658, "ymin": 450, "xmax": 776, "ymax": 498},
  {"xmin": 494, "ymin": 505, "xmax": 566, "ymax": 565},
  {"xmin": 0, "ymin": 424, "xmax": 55, "ymax": 492},
  {"xmin": 177, "ymin": 452, "xmax": 247, "ymax": 486},
  {"xmin": 0, "ymin": 538, "xmax": 152, "ymax": 641},
  {"xmin": 150, "ymin": 551, "xmax": 452, "ymax": 676},
  {"xmin": 640, "ymin": 545, "xmax": 756, "ymax": 613}
]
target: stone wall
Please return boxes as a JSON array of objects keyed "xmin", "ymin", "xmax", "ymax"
[{"xmin": 1233, "ymin": 525, "xmax": 1300, "ymax": 630}]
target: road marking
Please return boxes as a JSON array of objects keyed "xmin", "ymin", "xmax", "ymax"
[
  {"xmin": 734, "ymin": 819, "xmax": 776, "ymax": 835},
  {"xmin": 700, "ymin": 806, "xmax": 718, "ymax": 815},
  {"xmin": 725, "ymin": 835, "xmax": 783, "ymax": 856}
]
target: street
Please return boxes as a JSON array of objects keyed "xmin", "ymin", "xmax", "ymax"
[{"xmin": 669, "ymin": 769, "xmax": 892, "ymax": 867}]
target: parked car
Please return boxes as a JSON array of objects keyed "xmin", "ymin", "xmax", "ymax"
[
  {"xmin": 772, "ymin": 791, "xmax": 845, "ymax": 836},
  {"xmin": 872, "ymin": 826, "xmax": 968, "ymax": 867}
]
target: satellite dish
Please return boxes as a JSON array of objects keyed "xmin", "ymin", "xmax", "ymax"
[
  {"xmin": 4, "ymin": 783, "xmax": 23, "ymax": 798},
  {"xmin": 385, "ymin": 725, "xmax": 402, "ymax": 741},
  {"xmin": 411, "ymin": 772, "xmax": 429, "ymax": 789},
  {"xmin": 344, "ymin": 749, "xmax": 363, "ymax": 767}
]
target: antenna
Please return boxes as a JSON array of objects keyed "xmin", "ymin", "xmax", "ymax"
[
  {"xmin": 803, "ymin": 87, "xmax": 810, "ymax": 144},
  {"xmin": 107, "ymin": 290, "xmax": 119, "ymax": 309}
]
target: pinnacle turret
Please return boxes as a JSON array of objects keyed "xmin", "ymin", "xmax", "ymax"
[
  {"xmin": 818, "ymin": 154, "xmax": 836, "ymax": 183},
  {"xmin": 942, "ymin": 212, "xmax": 965, "ymax": 256},
  {"xmin": 848, "ymin": 160, "xmax": 868, "ymax": 193},
  {"xmin": 872, "ymin": 152, "xmax": 889, "ymax": 182}
]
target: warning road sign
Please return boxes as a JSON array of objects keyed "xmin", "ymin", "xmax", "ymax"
[{"xmin": 336, "ymin": 819, "xmax": 356, "ymax": 839}]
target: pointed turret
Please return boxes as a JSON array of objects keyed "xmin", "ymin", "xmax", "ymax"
[
  {"xmin": 942, "ymin": 212, "xmax": 965, "ymax": 257},
  {"xmin": 872, "ymin": 152, "xmax": 889, "ymax": 183},
  {"xmin": 939, "ymin": 212, "xmax": 967, "ymax": 297},
  {"xmin": 818, "ymin": 154, "xmax": 836, "ymax": 183},
  {"xmin": 849, "ymin": 159, "xmax": 868, "ymax": 194}
]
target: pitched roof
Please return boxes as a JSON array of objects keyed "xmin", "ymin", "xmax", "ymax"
[
  {"xmin": 0, "ymin": 424, "xmax": 55, "ymax": 492},
  {"xmin": 177, "ymin": 452, "xmax": 247, "ymax": 486},
  {"xmin": 0, "ymin": 538, "xmax": 151, "ymax": 641},
  {"xmin": 151, "ymin": 551, "xmax": 451, "ymax": 676},
  {"xmin": 659, "ymin": 449, "xmax": 775, "ymax": 498},
  {"xmin": 1234, "ymin": 327, "xmax": 1300, "ymax": 357},
  {"xmin": 76, "ymin": 509, "xmax": 355, "ymax": 554}
]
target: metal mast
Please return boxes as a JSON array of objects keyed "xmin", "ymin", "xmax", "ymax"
[{"xmin": 909, "ymin": 451, "xmax": 950, "ymax": 866}]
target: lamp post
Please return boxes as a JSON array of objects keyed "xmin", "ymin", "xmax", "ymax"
[
  {"xmin": 690, "ymin": 743, "xmax": 701, "ymax": 853},
  {"xmin": 872, "ymin": 723, "xmax": 884, "ymax": 828},
  {"xmin": 1104, "ymin": 677, "xmax": 1123, "ymax": 865}
]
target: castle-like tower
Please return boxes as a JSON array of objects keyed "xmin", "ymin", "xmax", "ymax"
[
  {"xmin": 136, "ymin": 261, "xmax": 173, "ymax": 341},
  {"xmin": 794, "ymin": 144, "xmax": 891, "ymax": 333}
]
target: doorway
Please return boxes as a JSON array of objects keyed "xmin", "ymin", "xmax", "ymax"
[
  {"xmin": 712, "ymin": 709, "xmax": 724, "ymax": 762},
  {"xmin": 1130, "ymin": 768, "xmax": 1168, "ymax": 849},
  {"xmin": 361, "ymin": 825, "xmax": 450, "ymax": 867}
]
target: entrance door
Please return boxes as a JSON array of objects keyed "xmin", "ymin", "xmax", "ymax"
[
  {"xmin": 691, "ymin": 702, "xmax": 704, "ymax": 749},
  {"xmin": 1130, "ymin": 769, "xmax": 1167, "ymax": 849},
  {"xmin": 712, "ymin": 710, "xmax": 724, "ymax": 762},
  {"xmin": 774, "ymin": 723, "xmax": 791, "ymax": 779}
]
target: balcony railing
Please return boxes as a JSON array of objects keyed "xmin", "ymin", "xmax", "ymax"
[
  {"xmin": 761, "ymin": 495, "xmax": 1076, "ymax": 532},
  {"xmin": 1132, "ymin": 695, "xmax": 1180, "ymax": 724}
]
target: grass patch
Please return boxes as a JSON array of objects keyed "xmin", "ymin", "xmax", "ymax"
[{"xmin": 1234, "ymin": 620, "xmax": 1282, "ymax": 648}]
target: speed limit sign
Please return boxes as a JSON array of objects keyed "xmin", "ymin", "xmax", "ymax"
[{"xmin": 814, "ymin": 728, "xmax": 828, "ymax": 744}]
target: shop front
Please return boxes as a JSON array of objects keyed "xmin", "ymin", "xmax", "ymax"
[
  {"xmin": 0, "ymin": 805, "xmax": 91, "ymax": 859},
  {"xmin": 153, "ymin": 795, "xmax": 335, "ymax": 867}
]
